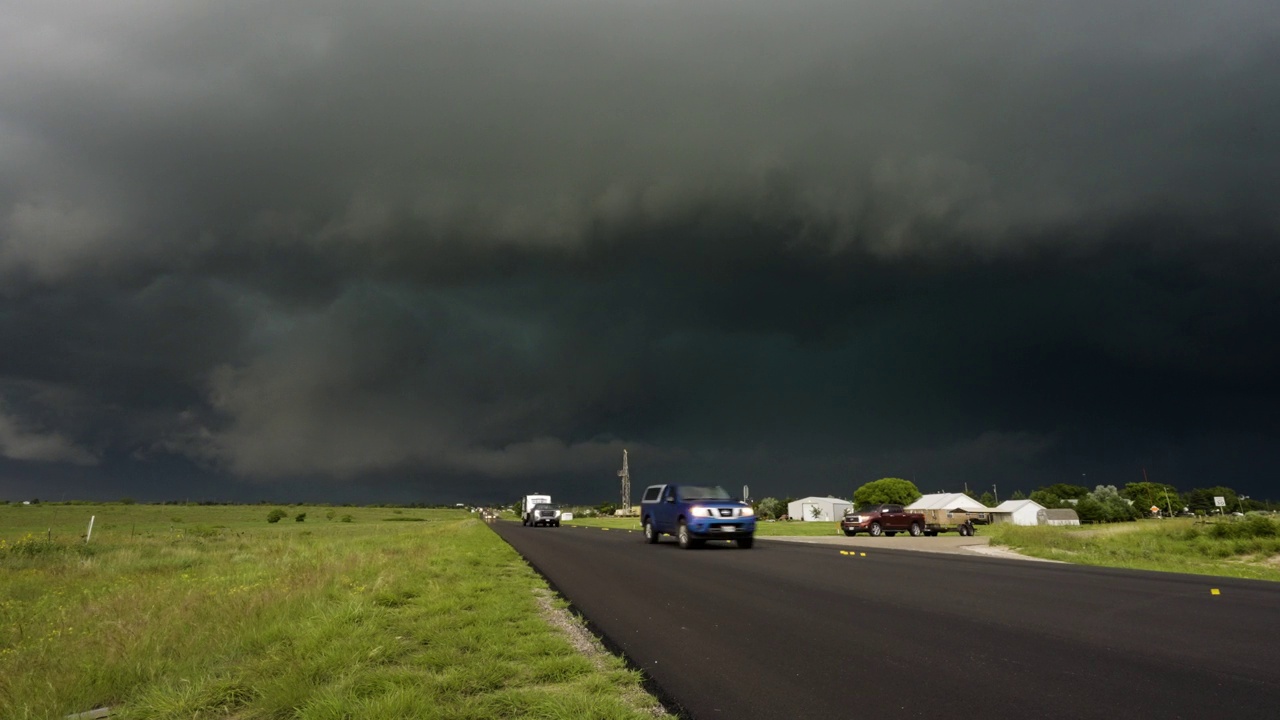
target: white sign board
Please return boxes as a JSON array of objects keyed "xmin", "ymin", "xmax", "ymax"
[{"xmin": 1214, "ymin": 496, "xmax": 1227, "ymax": 507}]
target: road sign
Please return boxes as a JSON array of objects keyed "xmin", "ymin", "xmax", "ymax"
[
  {"xmin": 1150, "ymin": 505, "xmax": 1160, "ymax": 514},
  {"xmin": 1214, "ymin": 496, "xmax": 1227, "ymax": 507}
]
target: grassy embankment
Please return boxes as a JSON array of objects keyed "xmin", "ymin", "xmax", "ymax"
[
  {"xmin": 0, "ymin": 503, "xmax": 672, "ymax": 720},
  {"xmin": 986, "ymin": 516, "xmax": 1280, "ymax": 582},
  {"xmin": 563, "ymin": 516, "xmax": 844, "ymax": 537}
]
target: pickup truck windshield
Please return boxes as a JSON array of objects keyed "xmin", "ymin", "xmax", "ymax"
[
  {"xmin": 856, "ymin": 504, "xmax": 884, "ymax": 512},
  {"xmin": 533, "ymin": 503, "xmax": 559, "ymax": 510},
  {"xmin": 678, "ymin": 486, "xmax": 732, "ymax": 501}
]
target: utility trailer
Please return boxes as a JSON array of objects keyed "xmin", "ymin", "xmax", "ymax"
[{"xmin": 916, "ymin": 508, "xmax": 989, "ymax": 537}]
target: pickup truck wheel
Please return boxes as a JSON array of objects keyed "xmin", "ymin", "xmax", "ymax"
[
  {"xmin": 678, "ymin": 520, "xmax": 694, "ymax": 549},
  {"xmin": 643, "ymin": 518, "xmax": 658, "ymax": 544},
  {"xmin": 909, "ymin": 523, "xmax": 923, "ymax": 537},
  {"xmin": 737, "ymin": 536, "xmax": 754, "ymax": 549},
  {"xmin": 869, "ymin": 522, "xmax": 882, "ymax": 537}
]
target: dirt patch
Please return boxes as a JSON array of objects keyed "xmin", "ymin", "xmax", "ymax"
[{"xmin": 964, "ymin": 545, "xmax": 1067, "ymax": 563}]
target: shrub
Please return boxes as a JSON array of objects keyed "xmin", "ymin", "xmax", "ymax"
[
  {"xmin": 340, "ymin": 514, "xmax": 354, "ymax": 523},
  {"xmin": 1208, "ymin": 515, "xmax": 1278, "ymax": 539},
  {"xmin": 295, "ymin": 512, "xmax": 307, "ymax": 522},
  {"xmin": 325, "ymin": 509, "xmax": 336, "ymax": 521},
  {"xmin": 266, "ymin": 508, "xmax": 288, "ymax": 523}
]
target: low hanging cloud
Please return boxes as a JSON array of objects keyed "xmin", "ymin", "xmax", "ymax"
[
  {"xmin": 0, "ymin": 409, "xmax": 98, "ymax": 466},
  {"xmin": 0, "ymin": 1, "xmax": 1277, "ymax": 498}
]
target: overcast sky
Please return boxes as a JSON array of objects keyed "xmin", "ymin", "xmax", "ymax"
[{"xmin": 2, "ymin": 0, "xmax": 1278, "ymax": 504}]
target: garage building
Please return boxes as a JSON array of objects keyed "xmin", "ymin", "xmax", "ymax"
[
  {"xmin": 990, "ymin": 499, "xmax": 1048, "ymax": 526},
  {"xmin": 1041, "ymin": 508, "xmax": 1081, "ymax": 526},
  {"xmin": 787, "ymin": 496, "xmax": 851, "ymax": 522}
]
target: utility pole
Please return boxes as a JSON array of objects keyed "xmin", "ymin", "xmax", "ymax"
[
  {"xmin": 992, "ymin": 484, "xmax": 999, "ymax": 504},
  {"xmin": 618, "ymin": 449, "xmax": 631, "ymax": 515}
]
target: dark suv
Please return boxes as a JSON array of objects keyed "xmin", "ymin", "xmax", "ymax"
[{"xmin": 640, "ymin": 484, "xmax": 756, "ymax": 549}]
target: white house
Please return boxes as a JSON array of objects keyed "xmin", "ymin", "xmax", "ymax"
[
  {"xmin": 990, "ymin": 499, "xmax": 1047, "ymax": 526},
  {"xmin": 907, "ymin": 493, "xmax": 989, "ymax": 513},
  {"xmin": 787, "ymin": 496, "xmax": 851, "ymax": 522}
]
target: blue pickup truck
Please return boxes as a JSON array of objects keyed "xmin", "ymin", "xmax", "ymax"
[{"xmin": 640, "ymin": 484, "xmax": 756, "ymax": 549}]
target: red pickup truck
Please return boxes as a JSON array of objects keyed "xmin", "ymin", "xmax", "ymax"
[{"xmin": 840, "ymin": 504, "xmax": 927, "ymax": 537}]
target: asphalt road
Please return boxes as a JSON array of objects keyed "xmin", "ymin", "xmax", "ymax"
[{"xmin": 490, "ymin": 521, "xmax": 1280, "ymax": 720}]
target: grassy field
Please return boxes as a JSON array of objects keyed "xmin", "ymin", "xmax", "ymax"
[
  {"xmin": 0, "ymin": 503, "xmax": 672, "ymax": 720},
  {"xmin": 563, "ymin": 516, "xmax": 845, "ymax": 537},
  {"xmin": 986, "ymin": 516, "xmax": 1280, "ymax": 582}
]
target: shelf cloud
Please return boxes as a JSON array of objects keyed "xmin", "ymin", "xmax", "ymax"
[{"xmin": 1, "ymin": 0, "xmax": 1277, "ymax": 501}]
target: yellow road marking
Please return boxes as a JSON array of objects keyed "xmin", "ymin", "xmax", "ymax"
[
  {"xmin": 1211, "ymin": 588, "xmax": 1221, "ymax": 595},
  {"xmin": 859, "ymin": 552, "xmax": 866, "ymax": 557}
]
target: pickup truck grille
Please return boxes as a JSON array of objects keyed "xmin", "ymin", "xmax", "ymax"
[{"xmin": 717, "ymin": 508, "xmax": 733, "ymax": 518}]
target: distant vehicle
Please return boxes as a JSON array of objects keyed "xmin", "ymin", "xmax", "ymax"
[
  {"xmin": 640, "ymin": 484, "xmax": 756, "ymax": 549},
  {"xmin": 841, "ymin": 504, "xmax": 930, "ymax": 537},
  {"xmin": 518, "ymin": 494, "xmax": 554, "ymax": 526},
  {"xmin": 528, "ymin": 503, "xmax": 562, "ymax": 527}
]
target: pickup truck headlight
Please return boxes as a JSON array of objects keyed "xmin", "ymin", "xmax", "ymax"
[
  {"xmin": 739, "ymin": 507, "xmax": 754, "ymax": 517},
  {"xmin": 689, "ymin": 506, "xmax": 713, "ymax": 517}
]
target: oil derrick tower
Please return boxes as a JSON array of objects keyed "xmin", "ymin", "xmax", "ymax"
[{"xmin": 618, "ymin": 449, "xmax": 631, "ymax": 514}]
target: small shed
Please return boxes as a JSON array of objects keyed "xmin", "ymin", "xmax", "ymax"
[
  {"xmin": 1039, "ymin": 508, "xmax": 1081, "ymax": 526},
  {"xmin": 907, "ymin": 493, "xmax": 989, "ymax": 513},
  {"xmin": 787, "ymin": 496, "xmax": 851, "ymax": 522},
  {"xmin": 990, "ymin": 499, "xmax": 1047, "ymax": 526}
]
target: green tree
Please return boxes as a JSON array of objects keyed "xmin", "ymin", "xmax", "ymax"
[
  {"xmin": 1010, "ymin": 490, "xmax": 1027, "ymax": 500},
  {"xmin": 853, "ymin": 478, "xmax": 922, "ymax": 507},
  {"xmin": 780, "ymin": 497, "xmax": 797, "ymax": 518},
  {"xmin": 294, "ymin": 512, "xmax": 307, "ymax": 522},
  {"xmin": 978, "ymin": 491, "xmax": 995, "ymax": 507},
  {"xmin": 1185, "ymin": 486, "xmax": 1238, "ymax": 514},
  {"xmin": 1075, "ymin": 496, "xmax": 1105, "ymax": 523},
  {"xmin": 266, "ymin": 508, "xmax": 287, "ymax": 523},
  {"xmin": 1121, "ymin": 482, "xmax": 1181, "ymax": 514},
  {"xmin": 1039, "ymin": 483, "xmax": 1090, "ymax": 500},
  {"xmin": 1029, "ymin": 490, "xmax": 1061, "ymax": 508},
  {"xmin": 755, "ymin": 497, "xmax": 784, "ymax": 520},
  {"xmin": 1089, "ymin": 485, "xmax": 1140, "ymax": 522}
]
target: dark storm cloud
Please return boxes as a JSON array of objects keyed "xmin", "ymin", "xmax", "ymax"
[{"xmin": 1, "ymin": 1, "xmax": 1278, "ymax": 500}]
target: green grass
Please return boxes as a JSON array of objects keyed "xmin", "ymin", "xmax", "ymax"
[
  {"xmin": 564, "ymin": 516, "xmax": 845, "ymax": 537},
  {"xmin": 0, "ymin": 503, "xmax": 672, "ymax": 719},
  {"xmin": 986, "ymin": 516, "xmax": 1280, "ymax": 582}
]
